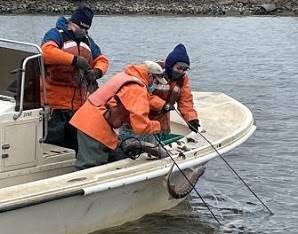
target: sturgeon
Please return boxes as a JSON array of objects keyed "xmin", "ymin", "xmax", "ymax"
[
  {"xmin": 165, "ymin": 163, "xmax": 206, "ymax": 199},
  {"xmin": 122, "ymin": 140, "xmax": 169, "ymax": 159}
]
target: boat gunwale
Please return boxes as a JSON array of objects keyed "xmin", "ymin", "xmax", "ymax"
[{"xmin": 83, "ymin": 124, "xmax": 256, "ymax": 195}]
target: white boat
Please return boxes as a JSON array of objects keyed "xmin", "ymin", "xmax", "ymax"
[{"xmin": 0, "ymin": 38, "xmax": 256, "ymax": 234}]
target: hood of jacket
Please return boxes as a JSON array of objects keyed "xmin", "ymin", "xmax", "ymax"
[
  {"xmin": 55, "ymin": 17, "xmax": 76, "ymax": 41},
  {"xmin": 165, "ymin": 43, "xmax": 190, "ymax": 78},
  {"xmin": 124, "ymin": 64, "xmax": 149, "ymax": 86}
]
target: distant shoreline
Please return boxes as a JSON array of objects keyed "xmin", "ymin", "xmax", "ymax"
[{"xmin": 0, "ymin": 0, "xmax": 297, "ymax": 17}]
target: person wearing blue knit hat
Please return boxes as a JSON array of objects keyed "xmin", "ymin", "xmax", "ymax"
[
  {"xmin": 119, "ymin": 43, "xmax": 199, "ymax": 148},
  {"xmin": 164, "ymin": 43, "xmax": 190, "ymax": 80},
  {"xmin": 148, "ymin": 43, "xmax": 199, "ymax": 137}
]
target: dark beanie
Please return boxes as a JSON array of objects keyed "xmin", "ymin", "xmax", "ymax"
[
  {"xmin": 70, "ymin": 4, "xmax": 93, "ymax": 29},
  {"xmin": 165, "ymin": 44, "xmax": 190, "ymax": 77}
]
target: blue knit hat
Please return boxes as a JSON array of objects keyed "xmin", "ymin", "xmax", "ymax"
[
  {"xmin": 165, "ymin": 44, "xmax": 190, "ymax": 77},
  {"xmin": 70, "ymin": 4, "xmax": 93, "ymax": 29}
]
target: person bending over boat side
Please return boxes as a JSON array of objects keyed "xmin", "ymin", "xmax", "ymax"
[
  {"xmin": 70, "ymin": 61, "xmax": 166, "ymax": 170},
  {"xmin": 119, "ymin": 43, "xmax": 199, "ymax": 143},
  {"xmin": 41, "ymin": 3, "xmax": 109, "ymax": 152}
]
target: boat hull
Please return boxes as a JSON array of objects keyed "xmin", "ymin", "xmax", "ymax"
[{"xmin": 0, "ymin": 175, "xmax": 183, "ymax": 234}]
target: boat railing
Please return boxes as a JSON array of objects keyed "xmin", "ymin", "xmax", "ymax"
[{"xmin": 0, "ymin": 38, "xmax": 49, "ymax": 142}]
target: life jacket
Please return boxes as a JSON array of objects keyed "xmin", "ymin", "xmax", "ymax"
[
  {"xmin": 70, "ymin": 72, "xmax": 145, "ymax": 149},
  {"xmin": 45, "ymin": 29, "xmax": 93, "ymax": 87},
  {"xmin": 153, "ymin": 77, "xmax": 184, "ymax": 103},
  {"xmin": 154, "ymin": 59, "xmax": 183, "ymax": 104},
  {"xmin": 88, "ymin": 72, "xmax": 144, "ymax": 128},
  {"xmin": 150, "ymin": 77, "xmax": 184, "ymax": 131}
]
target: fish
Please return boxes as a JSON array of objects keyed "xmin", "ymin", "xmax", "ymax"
[
  {"xmin": 165, "ymin": 164, "xmax": 206, "ymax": 199},
  {"xmin": 122, "ymin": 140, "xmax": 169, "ymax": 159}
]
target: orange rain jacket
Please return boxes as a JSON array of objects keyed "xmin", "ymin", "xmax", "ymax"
[
  {"xmin": 149, "ymin": 74, "xmax": 198, "ymax": 131},
  {"xmin": 41, "ymin": 17, "xmax": 109, "ymax": 111},
  {"xmin": 70, "ymin": 64, "xmax": 161, "ymax": 149}
]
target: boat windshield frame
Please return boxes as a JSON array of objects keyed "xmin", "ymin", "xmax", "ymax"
[{"xmin": 0, "ymin": 38, "xmax": 49, "ymax": 141}]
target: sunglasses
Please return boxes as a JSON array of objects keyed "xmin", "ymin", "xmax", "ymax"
[
  {"xmin": 175, "ymin": 64, "xmax": 189, "ymax": 72},
  {"xmin": 79, "ymin": 25, "xmax": 89, "ymax": 30},
  {"xmin": 72, "ymin": 22, "xmax": 89, "ymax": 31}
]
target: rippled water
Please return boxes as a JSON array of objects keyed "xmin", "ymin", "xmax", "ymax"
[{"xmin": 1, "ymin": 15, "xmax": 298, "ymax": 234}]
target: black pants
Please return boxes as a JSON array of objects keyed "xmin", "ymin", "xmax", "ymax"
[{"xmin": 45, "ymin": 109, "xmax": 78, "ymax": 152}]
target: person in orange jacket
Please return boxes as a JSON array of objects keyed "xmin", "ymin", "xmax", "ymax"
[
  {"xmin": 150, "ymin": 43, "xmax": 199, "ymax": 137},
  {"xmin": 69, "ymin": 61, "xmax": 166, "ymax": 170},
  {"xmin": 41, "ymin": 4, "xmax": 109, "ymax": 152},
  {"xmin": 119, "ymin": 44, "xmax": 199, "ymax": 143}
]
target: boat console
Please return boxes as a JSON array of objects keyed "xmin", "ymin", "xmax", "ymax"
[{"xmin": 0, "ymin": 38, "xmax": 75, "ymax": 188}]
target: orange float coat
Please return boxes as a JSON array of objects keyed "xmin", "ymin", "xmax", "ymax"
[
  {"xmin": 42, "ymin": 40, "xmax": 108, "ymax": 111},
  {"xmin": 41, "ymin": 17, "xmax": 109, "ymax": 111},
  {"xmin": 149, "ymin": 74, "xmax": 198, "ymax": 131},
  {"xmin": 70, "ymin": 64, "xmax": 161, "ymax": 149}
]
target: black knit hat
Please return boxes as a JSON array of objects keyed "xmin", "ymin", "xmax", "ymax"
[{"xmin": 70, "ymin": 4, "xmax": 93, "ymax": 29}]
